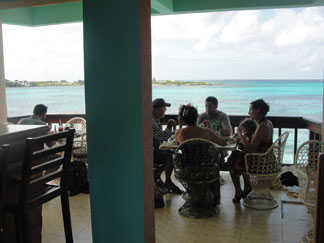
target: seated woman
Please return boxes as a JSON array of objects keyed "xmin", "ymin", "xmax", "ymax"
[
  {"xmin": 228, "ymin": 99, "xmax": 273, "ymax": 202},
  {"xmin": 175, "ymin": 104, "xmax": 227, "ymax": 205},
  {"xmin": 175, "ymin": 104, "xmax": 226, "ymax": 146}
]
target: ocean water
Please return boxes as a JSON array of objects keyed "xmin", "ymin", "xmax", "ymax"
[
  {"xmin": 153, "ymin": 79, "xmax": 323, "ymax": 121},
  {"xmin": 5, "ymin": 79, "xmax": 323, "ymax": 164},
  {"xmin": 6, "ymin": 85, "xmax": 86, "ymax": 116}
]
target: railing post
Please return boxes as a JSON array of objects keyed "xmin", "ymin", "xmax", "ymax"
[
  {"xmin": 294, "ymin": 128, "xmax": 298, "ymax": 156},
  {"xmin": 314, "ymin": 153, "xmax": 324, "ymax": 243}
]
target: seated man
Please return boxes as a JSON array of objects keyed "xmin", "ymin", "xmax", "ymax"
[
  {"xmin": 18, "ymin": 104, "xmax": 49, "ymax": 126},
  {"xmin": 198, "ymin": 96, "xmax": 232, "ymax": 136},
  {"xmin": 18, "ymin": 104, "xmax": 55, "ymax": 148},
  {"xmin": 152, "ymin": 98, "xmax": 182, "ymax": 208},
  {"xmin": 198, "ymin": 96, "xmax": 233, "ymax": 181}
]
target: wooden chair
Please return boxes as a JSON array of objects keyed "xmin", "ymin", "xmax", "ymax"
[
  {"xmin": 173, "ymin": 138, "xmax": 220, "ymax": 218},
  {"xmin": 5, "ymin": 129, "xmax": 75, "ymax": 243},
  {"xmin": 295, "ymin": 140, "xmax": 324, "ymax": 243},
  {"xmin": 0, "ymin": 144, "xmax": 10, "ymax": 243},
  {"xmin": 243, "ymin": 132, "xmax": 289, "ymax": 210},
  {"xmin": 64, "ymin": 117, "xmax": 87, "ymax": 163}
]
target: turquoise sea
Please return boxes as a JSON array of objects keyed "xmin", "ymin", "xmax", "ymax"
[
  {"xmin": 6, "ymin": 79, "xmax": 323, "ymax": 164},
  {"xmin": 6, "ymin": 79, "xmax": 323, "ymax": 120},
  {"xmin": 153, "ymin": 79, "xmax": 323, "ymax": 121}
]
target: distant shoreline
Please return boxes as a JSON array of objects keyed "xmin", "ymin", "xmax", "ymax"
[
  {"xmin": 5, "ymin": 80, "xmax": 84, "ymax": 87},
  {"xmin": 152, "ymin": 80, "xmax": 220, "ymax": 86}
]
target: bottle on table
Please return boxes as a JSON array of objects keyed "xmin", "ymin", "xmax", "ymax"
[{"xmin": 58, "ymin": 119, "xmax": 64, "ymax": 132}]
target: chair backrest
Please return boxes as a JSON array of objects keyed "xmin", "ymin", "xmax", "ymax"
[
  {"xmin": 0, "ymin": 144, "xmax": 10, "ymax": 240},
  {"xmin": 64, "ymin": 117, "xmax": 87, "ymax": 157},
  {"xmin": 64, "ymin": 117, "xmax": 86, "ymax": 133},
  {"xmin": 294, "ymin": 140, "xmax": 323, "ymax": 209},
  {"xmin": 273, "ymin": 131, "xmax": 289, "ymax": 166},
  {"xmin": 173, "ymin": 138, "xmax": 220, "ymax": 183},
  {"xmin": 245, "ymin": 132, "xmax": 289, "ymax": 174},
  {"xmin": 295, "ymin": 140, "xmax": 324, "ymax": 173},
  {"xmin": 19, "ymin": 129, "xmax": 75, "ymax": 208}
]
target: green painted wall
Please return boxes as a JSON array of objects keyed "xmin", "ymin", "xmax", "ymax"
[
  {"xmin": 31, "ymin": 2, "xmax": 82, "ymax": 26},
  {"xmin": 174, "ymin": 0, "xmax": 324, "ymax": 13},
  {"xmin": 1, "ymin": 0, "xmax": 324, "ymax": 26},
  {"xmin": 0, "ymin": 8, "xmax": 32, "ymax": 26},
  {"xmin": 0, "ymin": 2, "xmax": 82, "ymax": 26},
  {"xmin": 83, "ymin": 0, "xmax": 145, "ymax": 242}
]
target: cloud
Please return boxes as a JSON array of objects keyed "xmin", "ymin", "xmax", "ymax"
[
  {"xmin": 2, "ymin": 7, "xmax": 324, "ymax": 81},
  {"xmin": 152, "ymin": 7, "xmax": 324, "ymax": 80},
  {"xmin": 3, "ymin": 23, "xmax": 84, "ymax": 81},
  {"xmin": 219, "ymin": 10, "xmax": 260, "ymax": 44}
]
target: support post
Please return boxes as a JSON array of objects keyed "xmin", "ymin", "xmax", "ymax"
[
  {"xmin": 83, "ymin": 0, "xmax": 154, "ymax": 242},
  {"xmin": 0, "ymin": 21, "xmax": 8, "ymax": 125},
  {"xmin": 314, "ymin": 153, "xmax": 324, "ymax": 243}
]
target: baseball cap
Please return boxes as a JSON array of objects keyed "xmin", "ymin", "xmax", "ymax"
[{"xmin": 152, "ymin": 98, "xmax": 171, "ymax": 109}]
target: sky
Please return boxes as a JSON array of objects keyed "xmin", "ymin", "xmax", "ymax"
[{"xmin": 2, "ymin": 6, "xmax": 324, "ymax": 81}]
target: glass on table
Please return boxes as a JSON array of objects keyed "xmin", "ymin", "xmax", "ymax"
[{"xmin": 168, "ymin": 135, "xmax": 176, "ymax": 144}]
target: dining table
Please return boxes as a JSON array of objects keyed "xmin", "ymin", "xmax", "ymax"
[{"xmin": 159, "ymin": 139, "xmax": 237, "ymax": 151}]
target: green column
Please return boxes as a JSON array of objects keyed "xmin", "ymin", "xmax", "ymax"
[{"xmin": 83, "ymin": 0, "xmax": 154, "ymax": 242}]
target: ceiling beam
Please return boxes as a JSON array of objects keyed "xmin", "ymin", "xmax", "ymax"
[
  {"xmin": 151, "ymin": 0, "xmax": 173, "ymax": 14},
  {"xmin": 0, "ymin": 0, "xmax": 81, "ymax": 10},
  {"xmin": 173, "ymin": 0, "xmax": 324, "ymax": 13}
]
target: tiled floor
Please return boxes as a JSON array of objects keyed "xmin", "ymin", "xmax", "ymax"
[
  {"xmin": 42, "ymin": 194, "xmax": 92, "ymax": 243},
  {"xmin": 155, "ymin": 172, "xmax": 313, "ymax": 243},
  {"xmin": 42, "ymin": 172, "xmax": 313, "ymax": 243}
]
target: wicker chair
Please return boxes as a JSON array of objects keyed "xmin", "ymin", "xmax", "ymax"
[
  {"xmin": 243, "ymin": 132, "xmax": 289, "ymax": 210},
  {"xmin": 64, "ymin": 117, "xmax": 87, "ymax": 163},
  {"xmin": 295, "ymin": 140, "xmax": 323, "ymax": 243},
  {"xmin": 173, "ymin": 138, "xmax": 220, "ymax": 218}
]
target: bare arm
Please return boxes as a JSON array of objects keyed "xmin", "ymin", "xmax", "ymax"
[
  {"xmin": 220, "ymin": 113, "xmax": 233, "ymax": 136},
  {"xmin": 220, "ymin": 128, "xmax": 232, "ymax": 136},
  {"xmin": 174, "ymin": 129, "xmax": 181, "ymax": 145},
  {"xmin": 46, "ymin": 130, "xmax": 56, "ymax": 147},
  {"xmin": 208, "ymin": 129, "xmax": 227, "ymax": 146}
]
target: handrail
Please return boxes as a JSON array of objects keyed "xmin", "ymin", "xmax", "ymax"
[
  {"xmin": 162, "ymin": 114, "xmax": 322, "ymax": 160},
  {"xmin": 9, "ymin": 113, "xmax": 319, "ymax": 132},
  {"xmin": 8, "ymin": 114, "xmax": 86, "ymax": 124},
  {"xmin": 8, "ymin": 113, "xmax": 322, "ymax": 164},
  {"xmin": 162, "ymin": 114, "xmax": 320, "ymax": 135}
]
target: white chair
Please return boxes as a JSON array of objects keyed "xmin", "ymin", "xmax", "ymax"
[
  {"xmin": 243, "ymin": 132, "xmax": 289, "ymax": 210},
  {"xmin": 64, "ymin": 117, "xmax": 87, "ymax": 163},
  {"xmin": 295, "ymin": 140, "xmax": 323, "ymax": 243}
]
